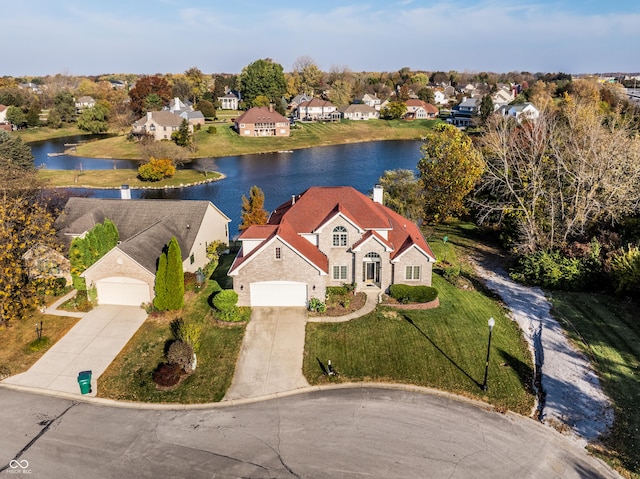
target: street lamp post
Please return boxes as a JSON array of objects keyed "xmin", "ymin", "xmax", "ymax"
[{"xmin": 482, "ymin": 317, "xmax": 495, "ymax": 391}]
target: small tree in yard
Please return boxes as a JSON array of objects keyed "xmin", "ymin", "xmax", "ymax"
[
  {"xmin": 239, "ymin": 185, "xmax": 268, "ymax": 231},
  {"xmin": 172, "ymin": 119, "xmax": 192, "ymax": 148},
  {"xmin": 154, "ymin": 237, "xmax": 184, "ymax": 311},
  {"xmin": 138, "ymin": 157, "xmax": 176, "ymax": 181}
]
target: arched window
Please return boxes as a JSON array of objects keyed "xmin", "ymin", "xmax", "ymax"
[{"xmin": 332, "ymin": 226, "xmax": 348, "ymax": 247}]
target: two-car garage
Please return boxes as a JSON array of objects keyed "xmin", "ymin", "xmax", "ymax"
[
  {"xmin": 249, "ymin": 281, "xmax": 308, "ymax": 307},
  {"xmin": 95, "ymin": 277, "xmax": 152, "ymax": 307}
]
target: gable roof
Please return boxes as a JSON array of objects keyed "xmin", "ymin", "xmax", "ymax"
[
  {"xmin": 133, "ymin": 110, "xmax": 184, "ymax": 127},
  {"xmin": 339, "ymin": 104, "xmax": 378, "ymax": 114},
  {"xmin": 235, "ymin": 107, "xmax": 288, "ymax": 124},
  {"xmin": 273, "ymin": 186, "xmax": 434, "ymax": 259},
  {"xmin": 298, "ymin": 98, "xmax": 336, "ymax": 109},
  {"xmin": 55, "ymin": 198, "xmax": 230, "ymax": 273}
]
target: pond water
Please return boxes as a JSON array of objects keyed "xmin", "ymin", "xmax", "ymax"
[{"xmin": 32, "ymin": 138, "xmax": 424, "ymax": 233}]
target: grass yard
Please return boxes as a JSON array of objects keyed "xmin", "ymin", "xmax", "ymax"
[
  {"xmin": 15, "ymin": 125, "xmax": 90, "ymax": 143},
  {"xmin": 550, "ymin": 292, "xmax": 640, "ymax": 478},
  {"xmin": 97, "ymin": 280, "xmax": 245, "ymax": 403},
  {"xmin": 71, "ymin": 119, "xmax": 441, "ymax": 160},
  {"xmin": 0, "ymin": 310, "xmax": 79, "ymax": 379},
  {"xmin": 304, "ymin": 274, "xmax": 536, "ymax": 415},
  {"xmin": 37, "ymin": 168, "xmax": 221, "ymax": 188}
]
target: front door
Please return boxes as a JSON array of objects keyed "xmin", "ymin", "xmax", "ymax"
[{"xmin": 363, "ymin": 252, "xmax": 381, "ymax": 284}]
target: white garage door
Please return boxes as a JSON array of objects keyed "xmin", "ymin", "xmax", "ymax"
[
  {"xmin": 96, "ymin": 277, "xmax": 151, "ymax": 306},
  {"xmin": 250, "ymin": 281, "xmax": 307, "ymax": 307}
]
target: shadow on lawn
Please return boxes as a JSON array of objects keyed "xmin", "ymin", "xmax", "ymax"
[
  {"xmin": 403, "ymin": 314, "xmax": 482, "ymax": 389},
  {"xmin": 497, "ymin": 349, "xmax": 535, "ymax": 395}
]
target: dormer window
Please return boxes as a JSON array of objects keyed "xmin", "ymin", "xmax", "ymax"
[{"xmin": 332, "ymin": 226, "xmax": 348, "ymax": 247}]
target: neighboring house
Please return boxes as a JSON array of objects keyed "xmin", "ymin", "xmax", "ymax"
[
  {"xmin": 75, "ymin": 96, "xmax": 96, "ymax": 112},
  {"xmin": 22, "ymin": 245, "xmax": 72, "ymax": 286},
  {"xmin": 131, "ymin": 111, "xmax": 190, "ymax": 141},
  {"xmin": 109, "ymin": 80, "xmax": 127, "ymax": 90},
  {"xmin": 0, "ymin": 104, "xmax": 8, "ymax": 123},
  {"xmin": 234, "ymin": 106, "xmax": 290, "ymax": 137},
  {"xmin": 457, "ymin": 97, "xmax": 479, "ymax": 114},
  {"xmin": 19, "ymin": 82, "xmax": 43, "ymax": 94},
  {"xmin": 164, "ymin": 97, "xmax": 205, "ymax": 126},
  {"xmin": 339, "ymin": 103, "xmax": 380, "ymax": 120},
  {"xmin": 491, "ymin": 87, "xmax": 515, "ymax": 108},
  {"xmin": 296, "ymin": 98, "xmax": 339, "ymax": 121},
  {"xmin": 228, "ymin": 186, "xmax": 436, "ymax": 307},
  {"xmin": 288, "ymin": 93, "xmax": 313, "ymax": 110},
  {"xmin": 433, "ymin": 90, "xmax": 447, "ymax": 105},
  {"xmin": 404, "ymin": 100, "xmax": 438, "ymax": 119},
  {"xmin": 354, "ymin": 93, "xmax": 382, "ymax": 110},
  {"xmin": 218, "ymin": 91, "xmax": 240, "ymax": 110},
  {"xmin": 499, "ymin": 102, "xmax": 540, "ymax": 123},
  {"xmin": 55, "ymin": 196, "xmax": 230, "ymax": 306}
]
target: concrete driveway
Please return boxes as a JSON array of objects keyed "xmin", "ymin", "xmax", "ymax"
[
  {"xmin": 2, "ymin": 305, "xmax": 147, "ymax": 396},
  {"xmin": 224, "ymin": 307, "xmax": 309, "ymax": 400}
]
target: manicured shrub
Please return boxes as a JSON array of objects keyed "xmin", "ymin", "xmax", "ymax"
[
  {"xmin": 308, "ymin": 297, "xmax": 326, "ymax": 313},
  {"xmin": 212, "ymin": 289, "xmax": 241, "ymax": 321},
  {"xmin": 207, "ymin": 126, "xmax": 217, "ymax": 135},
  {"xmin": 326, "ymin": 286, "xmax": 348, "ymax": 297},
  {"xmin": 154, "ymin": 237, "xmax": 184, "ymax": 311},
  {"xmin": 389, "ymin": 284, "xmax": 438, "ymax": 303},
  {"xmin": 167, "ymin": 340, "xmax": 195, "ymax": 373},
  {"xmin": 152, "ymin": 363, "xmax": 183, "ymax": 387}
]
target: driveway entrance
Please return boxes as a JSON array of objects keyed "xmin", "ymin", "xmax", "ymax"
[
  {"xmin": 2, "ymin": 305, "xmax": 147, "ymax": 396},
  {"xmin": 224, "ymin": 307, "xmax": 309, "ymax": 400}
]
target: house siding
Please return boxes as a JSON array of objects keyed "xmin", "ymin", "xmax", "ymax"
[
  {"xmin": 393, "ymin": 248, "xmax": 434, "ymax": 287},
  {"xmin": 233, "ymin": 238, "xmax": 325, "ymax": 306},
  {"xmin": 183, "ymin": 204, "xmax": 230, "ymax": 273}
]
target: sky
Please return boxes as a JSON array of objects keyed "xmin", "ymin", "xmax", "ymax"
[{"xmin": 3, "ymin": 0, "xmax": 640, "ymax": 77}]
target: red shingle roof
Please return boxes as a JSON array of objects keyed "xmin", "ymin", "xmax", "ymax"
[{"xmin": 235, "ymin": 107, "xmax": 288, "ymax": 124}]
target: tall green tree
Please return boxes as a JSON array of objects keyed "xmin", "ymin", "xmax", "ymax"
[
  {"xmin": 6, "ymin": 106, "xmax": 27, "ymax": 128},
  {"xmin": 238, "ymin": 58, "xmax": 287, "ymax": 108},
  {"xmin": 154, "ymin": 237, "xmax": 184, "ymax": 310},
  {"xmin": 171, "ymin": 119, "xmax": 192, "ymax": 147},
  {"xmin": 239, "ymin": 185, "xmax": 268, "ymax": 231},
  {"xmin": 0, "ymin": 130, "xmax": 34, "ymax": 170},
  {"xmin": 418, "ymin": 124, "xmax": 485, "ymax": 222},
  {"xmin": 77, "ymin": 104, "xmax": 110, "ymax": 134},
  {"xmin": 480, "ymin": 94, "xmax": 494, "ymax": 124},
  {"xmin": 52, "ymin": 92, "xmax": 76, "ymax": 123}
]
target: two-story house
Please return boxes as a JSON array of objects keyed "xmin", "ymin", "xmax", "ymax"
[
  {"xmin": 218, "ymin": 90, "xmax": 240, "ymax": 110},
  {"xmin": 132, "ymin": 111, "xmax": 189, "ymax": 141},
  {"xmin": 228, "ymin": 186, "xmax": 436, "ymax": 307},
  {"xmin": 296, "ymin": 98, "xmax": 339, "ymax": 121},
  {"xmin": 404, "ymin": 99, "xmax": 438, "ymax": 119},
  {"xmin": 234, "ymin": 106, "xmax": 290, "ymax": 137}
]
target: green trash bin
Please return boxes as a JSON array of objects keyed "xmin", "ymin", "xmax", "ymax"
[{"xmin": 77, "ymin": 370, "xmax": 92, "ymax": 394}]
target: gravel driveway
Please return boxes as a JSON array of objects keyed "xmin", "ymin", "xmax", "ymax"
[{"xmin": 471, "ymin": 257, "xmax": 613, "ymax": 446}]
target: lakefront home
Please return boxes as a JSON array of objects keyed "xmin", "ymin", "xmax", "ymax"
[
  {"xmin": 234, "ymin": 106, "xmax": 290, "ymax": 137},
  {"xmin": 228, "ymin": 186, "xmax": 436, "ymax": 307},
  {"xmin": 55, "ymin": 196, "xmax": 230, "ymax": 306}
]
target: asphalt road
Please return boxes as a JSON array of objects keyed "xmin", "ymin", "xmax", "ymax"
[{"xmin": 0, "ymin": 387, "xmax": 618, "ymax": 478}]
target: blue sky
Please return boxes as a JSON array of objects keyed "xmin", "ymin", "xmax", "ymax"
[{"xmin": 4, "ymin": 0, "xmax": 639, "ymax": 76}]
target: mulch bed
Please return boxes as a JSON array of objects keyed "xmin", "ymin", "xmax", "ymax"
[{"xmin": 319, "ymin": 292, "xmax": 367, "ymax": 317}]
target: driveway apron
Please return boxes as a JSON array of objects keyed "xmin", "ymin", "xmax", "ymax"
[
  {"xmin": 2, "ymin": 305, "xmax": 147, "ymax": 397},
  {"xmin": 224, "ymin": 307, "xmax": 309, "ymax": 400}
]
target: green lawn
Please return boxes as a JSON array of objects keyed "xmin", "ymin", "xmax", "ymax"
[
  {"xmin": 37, "ymin": 168, "xmax": 221, "ymax": 188},
  {"xmin": 70, "ymin": 119, "xmax": 441, "ymax": 160},
  {"xmin": 304, "ymin": 273, "xmax": 536, "ymax": 415},
  {"xmin": 97, "ymin": 280, "xmax": 245, "ymax": 403},
  {"xmin": 551, "ymin": 292, "xmax": 640, "ymax": 477}
]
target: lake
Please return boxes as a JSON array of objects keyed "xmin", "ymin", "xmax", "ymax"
[{"xmin": 33, "ymin": 138, "xmax": 424, "ymax": 234}]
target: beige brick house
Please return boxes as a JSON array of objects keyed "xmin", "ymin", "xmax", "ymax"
[
  {"xmin": 228, "ymin": 186, "xmax": 436, "ymax": 307},
  {"xmin": 234, "ymin": 106, "xmax": 290, "ymax": 137},
  {"xmin": 132, "ymin": 111, "xmax": 190, "ymax": 141},
  {"xmin": 55, "ymin": 197, "xmax": 230, "ymax": 306}
]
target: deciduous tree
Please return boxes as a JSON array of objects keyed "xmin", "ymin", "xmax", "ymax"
[
  {"xmin": 128, "ymin": 76, "xmax": 172, "ymax": 116},
  {"xmin": 77, "ymin": 104, "xmax": 110, "ymax": 134},
  {"xmin": 418, "ymin": 124, "xmax": 485, "ymax": 222},
  {"xmin": 377, "ymin": 169, "xmax": 424, "ymax": 221},
  {"xmin": 380, "ymin": 101, "xmax": 406, "ymax": 120},
  {"xmin": 475, "ymin": 95, "xmax": 640, "ymax": 252},
  {"xmin": 239, "ymin": 185, "xmax": 268, "ymax": 231},
  {"xmin": 238, "ymin": 59, "xmax": 287, "ymax": 108}
]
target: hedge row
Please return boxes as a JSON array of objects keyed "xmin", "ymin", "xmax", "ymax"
[{"xmin": 389, "ymin": 284, "xmax": 438, "ymax": 303}]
